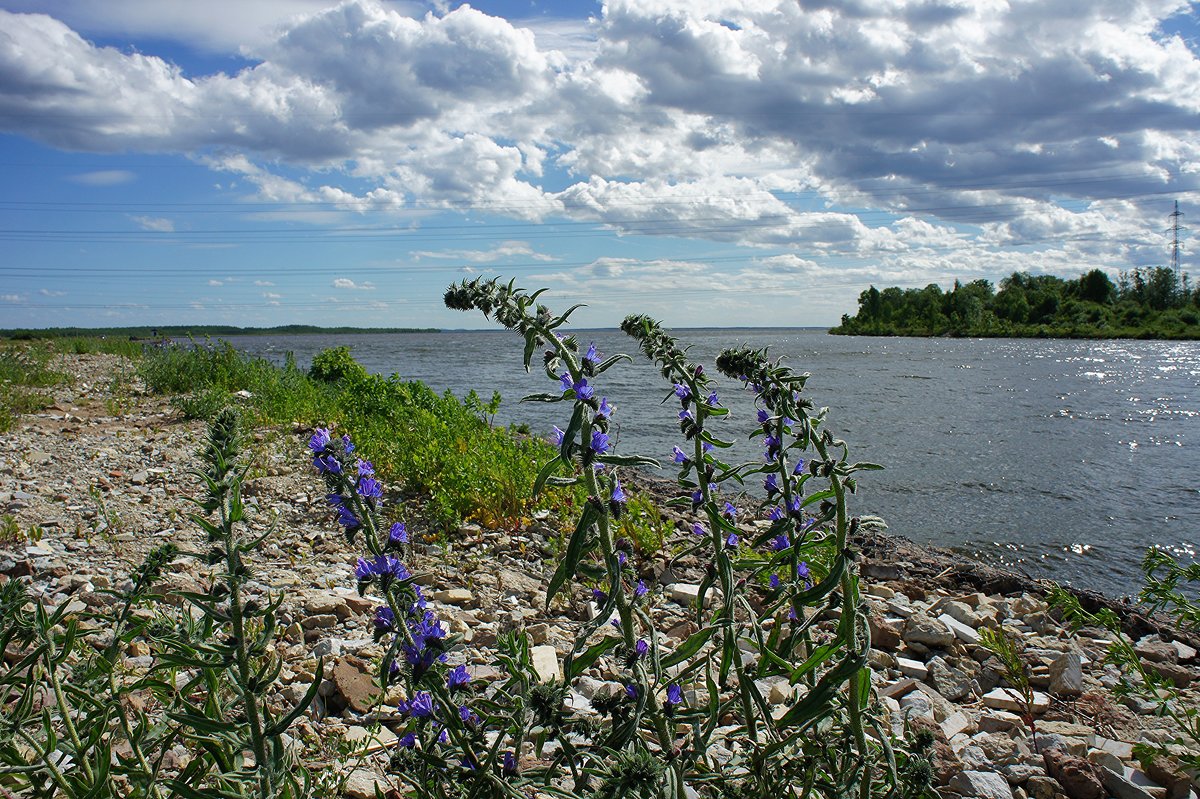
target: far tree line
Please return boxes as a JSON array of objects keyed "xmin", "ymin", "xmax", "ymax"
[{"xmin": 831, "ymin": 266, "xmax": 1200, "ymax": 339}]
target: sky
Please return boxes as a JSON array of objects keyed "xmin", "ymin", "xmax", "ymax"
[{"xmin": 0, "ymin": 0, "xmax": 1198, "ymax": 330}]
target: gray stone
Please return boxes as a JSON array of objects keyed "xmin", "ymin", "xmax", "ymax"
[
  {"xmin": 939, "ymin": 613, "xmax": 983, "ymax": 644},
  {"xmin": 531, "ymin": 645, "xmax": 560, "ymax": 683},
  {"xmin": 1099, "ymin": 768, "xmax": 1157, "ymax": 799},
  {"xmin": 668, "ymin": 583, "xmax": 717, "ymax": 608},
  {"xmin": 899, "ymin": 692, "xmax": 934, "ymax": 721},
  {"xmin": 1049, "ymin": 652, "xmax": 1084, "ymax": 697},
  {"xmin": 904, "ymin": 613, "xmax": 954, "ymax": 648},
  {"xmin": 897, "ymin": 656, "xmax": 928, "ymax": 679},
  {"xmin": 950, "ymin": 770, "xmax": 1015, "ymax": 799},
  {"xmin": 928, "ymin": 656, "xmax": 973, "ymax": 702},
  {"xmin": 983, "ymin": 687, "xmax": 1050, "ymax": 714},
  {"xmin": 432, "ymin": 588, "xmax": 476, "ymax": 607}
]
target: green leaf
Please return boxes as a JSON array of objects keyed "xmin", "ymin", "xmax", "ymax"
[
  {"xmin": 532, "ymin": 455, "xmax": 563, "ymax": 497},
  {"xmin": 594, "ymin": 454, "xmax": 661, "ymax": 469},
  {"xmin": 265, "ymin": 656, "xmax": 324, "ymax": 736},
  {"xmin": 566, "ymin": 637, "xmax": 621, "ymax": 681},
  {"xmin": 845, "ymin": 461, "xmax": 884, "ymax": 472},
  {"xmin": 594, "ymin": 354, "xmax": 632, "ymax": 374},
  {"xmin": 545, "ymin": 503, "xmax": 598, "ymax": 608},
  {"xmin": 660, "ymin": 626, "xmax": 717, "ymax": 669},
  {"xmin": 521, "ymin": 392, "xmax": 565, "ymax": 403},
  {"xmin": 560, "ymin": 404, "xmax": 584, "ymax": 462}
]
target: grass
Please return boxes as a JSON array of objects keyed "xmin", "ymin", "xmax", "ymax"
[
  {"xmin": 0, "ymin": 342, "xmax": 67, "ymax": 432},
  {"xmin": 138, "ymin": 340, "xmax": 575, "ymax": 533}
]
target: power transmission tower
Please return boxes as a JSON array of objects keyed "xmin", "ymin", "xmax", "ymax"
[{"xmin": 1169, "ymin": 200, "xmax": 1185, "ymax": 289}]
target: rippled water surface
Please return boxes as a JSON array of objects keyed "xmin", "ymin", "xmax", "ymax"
[{"xmin": 223, "ymin": 330, "xmax": 1200, "ymax": 596}]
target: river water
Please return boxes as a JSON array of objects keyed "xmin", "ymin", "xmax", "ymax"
[{"xmin": 221, "ymin": 329, "xmax": 1199, "ymax": 597}]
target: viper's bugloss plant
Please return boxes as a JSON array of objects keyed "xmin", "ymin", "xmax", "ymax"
[
  {"xmin": 359, "ymin": 277, "xmax": 891, "ymax": 799},
  {"xmin": 0, "ymin": 407, "xmax": 321, "ymax": 798}
]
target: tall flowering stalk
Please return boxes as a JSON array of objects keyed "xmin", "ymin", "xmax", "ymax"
[
  {"xmin": 445, "ymin": 278, "xmax": 698, "ymax": 797},
  {"xmin": 715, "ymin": 345, "xmax": 882, "ymax": 798}
]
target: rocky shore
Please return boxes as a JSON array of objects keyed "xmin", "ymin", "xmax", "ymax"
[{"xmin": 2, "ymin": 353, "xmax": 1198, "ymax": 799}]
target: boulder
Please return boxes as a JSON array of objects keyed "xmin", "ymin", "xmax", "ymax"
[
  {"xmin": 950, "ymin": 770, "xmax": 1014, "ymax": 799},
  {"xmin": 904, "ymin": 613, "xmax": 954, "ymax": 648},
  {"xmin": 1043, "ymin": 746, "xmax": 1104, "ymax": 799}
]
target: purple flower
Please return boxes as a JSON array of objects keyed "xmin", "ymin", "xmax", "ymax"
[
  {"xmin": 725, "ymin": 532, "xmax": 739, "ymax": 549},
  {"xmin": 326, "ymin": 493, "xmax": 344, "ymax": 506},
  {"xmin": 398, "ymin": 733, "xmax": 417, "ymax": 749},
  {"xmin": 592, "ymin": 588, "xmax": 607, "ymax": 602},
  {"xmin": 355, "ymin": 554, "xmax": 409, "ymax": 583},
  {"xmin": 665, "ymin": 683, "xmax": 683, "ymax": 707},
  {"xmin": 634, "ymin": 580, "xmax": 648, "ymax": 598},
  {"xmin": 389, "ymin": 522, "xmax": 408, "ymax": 545},
  {"xmin": 357, "ymin": 476, "xmax": 383, "ymax": 500},
  {"xmin": 597, "ymin": 397, "xmax": 614, "ymax": 419},
  {"xmin": 691, "ymin": 489, "xmax": 703, "ymax": 507},
  {"xmin": 448, "ymin": 664, "xmax": 471, "ymax": 690},
  {"xmin": 702, "ymin": 441, "xmax": 713, "ymax": 453},
  {"xmin": 692, "ymin": 522, "xmax": 706, "ymax": 537},
  {"xmin": 616, "ymin": 551, "xmax": 627, "ymax": 567},
  {"xmin": 625, "ymin": 684, "xmax": 638, "ymax": 699},
  {"xmin": 772, "ymin": 534, "xmax": 790, "ymax": 551},
  {"xmin": 672, "ymin": 446, "xmax": 687, "ymax": 464},
  {"xmin": 634, "ymin": 639, "xmax": 649, "ymax": 659},
  {"xmin": 341, "ymin": 435, "xmax": 355, "ymax": 453},
  {"xmin": 678, "ymin": 409, "xmax": 693, "ymax": 423},
  {"xmin": 401, "ymin": 691, "xmax": 436, "ymax": 718},
  {"xmin": 336, "ymin": 505, "xmax": 360, "ymax": 529},
  {"xmin": 590, "ymin": 430, "xmax": 609, "ymax": 455},
  {"xmin": 764, "ymin": 473, "xmax": 780, "ymax": 496},
  {"xmin": 560, "ymin": 373, "xmax": 573, "ymax": 392},
  {"xmin": 793, "ymin": 459, "xmax": 806, "ymax": 475},
  {"xmin": 768, "ymin": 506, "xmax": 784, "ymax": 521},
  {"xmin": 308, "ymin": 428, "xmax": 331, "ymax": 453},
  {"xmin": 314, "ymin": 454, "xmax": 342, "ymax": 475},
  {"xmin": 551, "ymin": 425, "xmax": 565, "ymax": 446},
  {"xmin": 611, "ymin": 477, "xmax": 627, "ymax": 504},
  {"xmin": 584, "ymin": 342, "xmax": 600, "ymax": 366},
  {"xmin": 356, "ymin": 459, "xmax": 374, "ymax": 477},
  {"xmin": 789, "ymin": 495, "xmax": 803, "ymax": 515},
  {"xmin": 458, "ymin": 704, "xmax": 480, "ymax": 725},
  {"xmin": 797, "ymin": 561, "xmax": 810, "ymax": 580},
  {"xmin": 757, "ymin": 409, "xmax": 769, "ymax": 424},
  {"xmin": 503, "ymin": 750, "xmax": 518, "ymax": 776},
  {"xmin": 574, "ymin": 379, "xmax": 594, "ymax": 400},
  {"xmin": 673, "ymin": 383, "xmax": 691, "ymax": 402},
  {"xmin": 769, "ymin": 573, "xmax": 781, "ymax": 589},
  {"xmin": 722, "ymin": 501, "xmax": 737, "ymax": 520},
  {"xmin": 706, "ymin": 391, "xmax": 720, "ymax": 406},
  {"xmin": 373, "ymin": 606, "xmax": 396, "ymax": 631}
]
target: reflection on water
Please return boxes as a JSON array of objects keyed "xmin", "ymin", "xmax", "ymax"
[{"xmin": 222, "ymin": 330, "xmax": 1199, "ymax": 597}]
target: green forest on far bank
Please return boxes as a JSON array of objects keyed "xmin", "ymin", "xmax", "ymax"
[{"xmin": 831, "ymin": 266, "xmax": 1200, "ymax": 339}]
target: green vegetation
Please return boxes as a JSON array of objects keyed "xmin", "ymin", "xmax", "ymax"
[
  {"xmin": 1, "ymin": 324, "xmax": 437, "ymax": 340},
  {"xmin": 0, "ymin": 342, "xmax": 66, "ymax": 432},
  {"xmin": 136, "ymin": 341, "xmax": 567, "ymax": 532},
  {"xmin": 832, "ymin": 266, "xmax": 1200, "ymax": 338}
]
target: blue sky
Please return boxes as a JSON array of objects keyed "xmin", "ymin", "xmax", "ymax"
[{"xmin": 1, "ymin": 0, "xmax": 1198, "ymax": 329}]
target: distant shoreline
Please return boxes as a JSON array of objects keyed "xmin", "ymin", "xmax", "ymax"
[{"xmin": 0, "ymin": 325, "xmax": 440, "ymax": 339}]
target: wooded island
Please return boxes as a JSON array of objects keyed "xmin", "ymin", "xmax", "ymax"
[{"xmin": 831, "ymin": 266, "xmax": 1200, "ymax": 339}]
